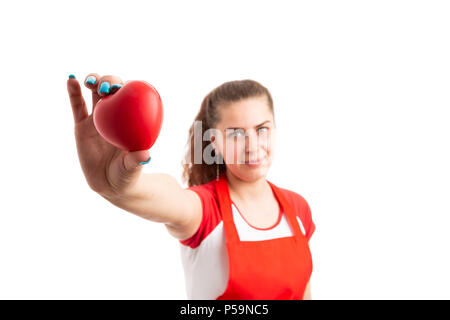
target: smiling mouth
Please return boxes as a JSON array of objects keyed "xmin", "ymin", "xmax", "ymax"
[{"xmin": 245, "ymin": 156, "xmax": 266, "ymax": 164}]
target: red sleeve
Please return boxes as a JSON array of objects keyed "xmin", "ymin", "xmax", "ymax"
[
  {"xmin": 281, "ymin": 188, "xmax": 315, "ymax": 241},
  {"xmin": 302, "ymin": 198, "xmax": 315, "ymax": 241},
  {"xmin": 179, "ymin": 181, "xmax": 222, "ymax": 249}
]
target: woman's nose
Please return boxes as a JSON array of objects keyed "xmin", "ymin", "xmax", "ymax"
[{"xmin": 245, "ymin": 130, "xmax": 259, "ymax": 153}]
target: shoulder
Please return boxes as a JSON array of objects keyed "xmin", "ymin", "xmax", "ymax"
[
  {"xmin": 186, "ymin": 179, "xmax": 219, "ymax": 201},
  {"xmin": 277, "ymin": 187, "xmax": 311, "ymax": 212},
  {"xmin": 185, "ymin": 179, "xmax": 220, "ymax": 215},
  {"xmin": 180, "ymin": 179, "xmax": 222, "ymax": 248}
]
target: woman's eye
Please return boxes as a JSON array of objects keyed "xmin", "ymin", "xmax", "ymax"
[
  {"xmin": 257, "ymin": 127, "xmax": 269, "ymax": 133},
  {"xmin": 229, "ymin": 129, "xmax": 244, "ymax": 137}
]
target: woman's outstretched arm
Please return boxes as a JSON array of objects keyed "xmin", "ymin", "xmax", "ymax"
[{"xmin": 101, "ymin": 173, "xmax": 202, "ymax": 241}]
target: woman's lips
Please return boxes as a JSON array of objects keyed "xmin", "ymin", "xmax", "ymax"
[{"xmin": 245, "ymin": 156, "xmax": 266, "ymax": 166}]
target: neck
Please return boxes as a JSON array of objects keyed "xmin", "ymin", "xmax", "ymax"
[{"xmin": 225, "ymin": 171, "xmax": 270, "ymax": 202}]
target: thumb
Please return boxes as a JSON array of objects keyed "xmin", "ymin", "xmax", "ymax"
[{"xmin": 123, "ymin": 150, "xmax": 151, "ymax": 171}]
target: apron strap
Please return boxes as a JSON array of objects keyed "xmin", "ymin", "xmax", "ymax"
[
  {"xmin": 216, "ymin": 173, "xmax": 240, "ymax": 243},
  {"xmin": 267, "ymin": 180, "xmax": 304, "ymax": 240}
]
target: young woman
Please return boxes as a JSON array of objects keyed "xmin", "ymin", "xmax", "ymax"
[{"xmin": 66, "ymin": 73, "xmax": 315, "ymax": 300}]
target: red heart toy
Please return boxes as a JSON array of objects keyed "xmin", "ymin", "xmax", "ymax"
[{"xmin": 93, "ymin": 80, "xmax": 163, "ymax": 152}]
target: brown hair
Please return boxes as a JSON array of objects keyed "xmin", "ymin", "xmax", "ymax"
[{"xmin": 181, "ymin": 79, "xmax": 274, "ymax": 187}]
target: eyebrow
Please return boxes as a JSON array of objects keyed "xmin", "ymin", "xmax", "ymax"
[{"xmin": 226, "ymin": 120, "xmax": 271, "ymax": 130}]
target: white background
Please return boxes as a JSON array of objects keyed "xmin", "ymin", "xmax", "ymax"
[{"xmin": 0, "ymin": 0, "xmax": 449, "ymax": 299}]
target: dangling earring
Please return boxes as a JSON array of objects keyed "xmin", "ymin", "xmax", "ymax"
[
  {"xmin": 215, "ymin": 151, "xmax": 221, "ymax": 181},
  {"xmin": 214, "ymin": 146, "xmax": 220, "ymax": 181}
]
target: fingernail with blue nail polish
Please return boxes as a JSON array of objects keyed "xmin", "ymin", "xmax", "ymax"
[
  {"xmin": 85, "ymin": 76, "xmax": 96, "ymax": 85},
  {"xmin": 139, "ymin": 156, "xmax": 152, "ymax": 165},
  {"xmin": 99, "ymin": 81, "xmax": 111, "ymax": 94},
  {"xmin": 69, "ymin": 74, "xmax": 76, "ymax": 79},
  {"xmin": 110, "ymin": 84, "xmax": 122, "ymax": 93}
]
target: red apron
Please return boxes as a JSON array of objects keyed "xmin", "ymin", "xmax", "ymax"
[{"xmin": 215, "ymin": 173, "xmax": 313, "ymax": 300}]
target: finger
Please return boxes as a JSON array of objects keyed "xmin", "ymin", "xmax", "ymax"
[
  {"xmin": 124, "ymin": 150, "xmax": 151, "ymax": 171},
  {"xmin": 84, "ymin": 73, "xmax": 101, "ymax": 109},
  {"xmin": 67, "ymin": 76, "xmax": 89, "ymax": 123},
  {"xmin": 96, "ymin": 75, "xmax": 124, "ymax": 97}
]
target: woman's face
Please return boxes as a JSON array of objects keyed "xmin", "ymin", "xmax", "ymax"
[{"xmin": 212, "ymin": 95, "xmax": 276, "ymax": 182}]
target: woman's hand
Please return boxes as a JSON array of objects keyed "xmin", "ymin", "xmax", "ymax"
[{"xmin": 66, "ymin": 73, "xmax": 151, "ymax": 198}]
